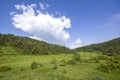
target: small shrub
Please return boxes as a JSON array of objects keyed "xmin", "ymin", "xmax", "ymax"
[
  {"xmin": 67, "ymin": 53, "xmax": 81, "ymax": 65},
  {"xmin": 52, "ymin": 64, "xmax": 58, "ymax": 70},
  {"xmin": 83, "ymin": 59, "xmax": 89, "ymax": 63},
  {"xmin": 31, "ymin": 61, "xmax": 38, "ymax": 69},
  {"xmin": 94, "ymin": 60, "xmax": 100, "ymax": 63},
  {"xmin": 98, "ymin": 63, "xmax": 110, "ymax": 73},
  {"xmin": 90, "ymin": 55, "xmax": 109, "ymax": 61},
  {"xmin": 0, "ymin": 54, "xmax": 2, "ymax": 57},
  {"xmin": 51, "ymin": 58, "xmax": 58, "ymax": 70},
  {"xmin": 0, "ymin": 66, "xmax": 12, "ymax": 72},
  {"xmin": 0, "ymin": 75, "xmax": 4, "ymax": 78},
  {"xmin": 67, "ymin": 59, "xmax": 77, "ymax": 65},
  {"xmin": 97, "ymin": 55, "xmax": 109, "ymax": 60},
  {"xmin": 59, "ymin": 59, "xmax": 67, "ymax": 66},
  {"xmin": 62, "ymin": 70, "xmax": 67, "ymax": 74},
  {"xmin": 20, "ymin": 67, "xmax": 25, "ymax": 71},
  {"xmin": 73, "ymin": 53, "xmax": 81, "ymax": 61}
]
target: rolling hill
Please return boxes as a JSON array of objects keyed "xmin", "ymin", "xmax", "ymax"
[
  {"xmin": 0, "ymin": 33, "xmax": 73, "ymax": 55},
  {"xmin": 75, "ymin": 38, "xmax": 120, "ymax": 56},
  {"xmin": 0, "ymin": 33, "xmax": 120, "ymax": 56}
]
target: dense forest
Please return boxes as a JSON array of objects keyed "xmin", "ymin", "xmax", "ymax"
[
  {"xmin": 75, "ymin": 38, "xmax": 120, "ymax": 56},
  {"xmin": 0, "ymin": 33, "xmax": 73, "ymax": 55}
]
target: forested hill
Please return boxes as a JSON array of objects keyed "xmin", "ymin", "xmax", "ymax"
[
  {"xmin": 0, "ymin": 33, "xmax": 72, "ymax": 55},
  {"xmin": 75, "ymin": 38, "xmax": 120, "ymax": 56}
]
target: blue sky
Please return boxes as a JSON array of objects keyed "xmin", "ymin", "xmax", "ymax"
[{"xmin": 0, "ymin": 0, "xmax": 120, "ymax": 49}]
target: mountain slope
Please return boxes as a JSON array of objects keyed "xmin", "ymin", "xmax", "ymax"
[
  {"xmin": 75, "ymin": 38, "xmax": 120, "ymax": 55},
  {"xmin": 0, "ymin": 33, "xmax": 72, "ymax": 55}
]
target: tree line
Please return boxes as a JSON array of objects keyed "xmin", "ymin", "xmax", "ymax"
[
  {"xmin": 0, "ymin": 33, "xmax": 73, "ymax": 55},
  {"xmin": 75, "ymin": 38, "xmax": 120, "ymax": 56}
]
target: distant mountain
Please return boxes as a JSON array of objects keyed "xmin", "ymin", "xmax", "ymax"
[
  {"xmin": 0, "ymin": 33, "xmax": 73, "ymax": 55},
  {"xmin": 74, "ymin": 38, "xmax": 120, "ymax": 56}
]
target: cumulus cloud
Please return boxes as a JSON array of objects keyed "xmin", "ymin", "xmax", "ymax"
[
  {"xmin": 11, "ymin": 3, "xmax": 71, "ymax": 44},
  {"xmin": 70, "ymin": 38, "xmax": 82, "ymax": 49}
]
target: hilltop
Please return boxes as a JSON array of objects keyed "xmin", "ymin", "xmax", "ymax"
[
  {"xmin": 0, "ymin": 33, "xmax": 73, "ymax": 55},
  {"xmin": 75, "ymin": 38, "xmax": 120, "ymax": 56}
]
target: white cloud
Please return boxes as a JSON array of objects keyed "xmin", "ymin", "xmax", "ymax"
[
  {"xmin": 30, "ymin": 36, "xmax": 42, "ymax": 41},
  {"xmin": 39, "ymin": 3, "xmax": 49, "ymax": 10},
  {"xmin": 11, "ymin": 3, "xmax": 71, "ymax": 45},
  {"xmin": 15, "ymin": 3, "xmax": 36, "ymax": 11},
  {"xmin": 10, "ymin": 11, "xmax": 15, "ymax": 15},
  {"xmin": 70, "ymin": 38, "xmax": 82, "ymax": 49}
]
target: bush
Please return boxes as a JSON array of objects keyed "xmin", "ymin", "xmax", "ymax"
[
  {"xmin": 20, "ymin": 67, "xmax": 25, "ymax": 71},
  {"xmin": 73, "ymin": 53, "xmax": 81, "ymax": 61},
  {"xmin": 90, "ymin": 55, "xmax": 109, "ymax": 61},
  {"xmin": 67, "ymin": 53, "xmax": 81, "ymax": 65},
  {"xmin": 0, "ymin": 66, "xmax": 12, "ymax": 72},
  {"xmin": 52, "ymin": 64, "xmax": 58, "ymax": 70},
  {"xmin": 31, "ymin": 61, "xmax": 38, "ymax": 69},
  {"xmin": 67, "ymin": 59, "xmax": 77, "ymax": 65},
  {"xmin": 51, "ymin": 58, "xmax": 58, "ymax": 70},
  {"xmin": 94, "ymin": 60, "xmax": 100, "ymax": 63},
  {"xmin": 59, "ymin": 59, "xmax": 67, "ymax": 66},
  {"xmin": 97, "ymin": 55, "xmax": 109, "ymax": 60},
  {"xmin": 98, "ymin": 58, "xmax": 120, "ymax": 73},
  {"xmin": 62, "ymin": 70, "xmax": 67, "ymax": 74}
]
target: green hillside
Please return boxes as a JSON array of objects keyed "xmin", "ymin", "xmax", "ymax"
[
  {"xmin": 0, "ymin": 33, "xmax": 120, "ymax": 80},
  {"xmin": 0, "ymin": 33, "xmax": 72, "ymax": 55},
  {"xmin": 75, "ymin": 38, "xmax": 120, "ymax": 56}
]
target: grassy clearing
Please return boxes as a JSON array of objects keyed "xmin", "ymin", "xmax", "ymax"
[{"xmin": 0, "ymin": 46, "xmax": 120, "ymax": 80}]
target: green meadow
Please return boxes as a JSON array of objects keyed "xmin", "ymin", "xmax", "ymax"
[{"xmin": 0, "ymin": 46, "xmax": 120, "ymax": 80}]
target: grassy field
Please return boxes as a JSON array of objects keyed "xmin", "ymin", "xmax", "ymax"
[{"xmin": 0, "ymin": 46, "xmax": 120, "ymax": 80}]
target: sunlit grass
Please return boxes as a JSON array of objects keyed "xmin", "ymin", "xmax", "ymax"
[{"xmin": 0, "ymin": 46, "xmax": 120, "ymax": 80}]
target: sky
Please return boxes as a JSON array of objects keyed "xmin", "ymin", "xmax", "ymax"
[{"xmin": 0, "ymin": 0, "xmax": 120, "ymax": 49}]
